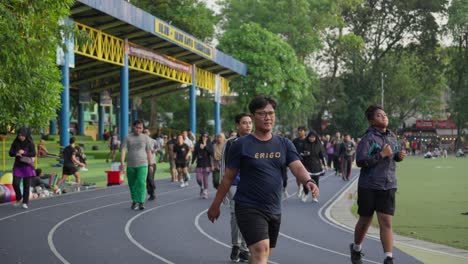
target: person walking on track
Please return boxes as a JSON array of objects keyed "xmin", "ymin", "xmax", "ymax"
[
  {"xmin": 120, "ymin": 120, "xmax": 152, "ymax": 210},
  {"xmin": 350, "ymin": 105, "xmax": 406, "ymax": 264},
  {"xmin": 208, "ymin": 95, "xmax": 319, "ymax": 264}
]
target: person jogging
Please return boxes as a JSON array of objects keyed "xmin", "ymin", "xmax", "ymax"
[
  {"xmin": 350, "ymin": 105, "xmax": 406, "ymax": 264},
  {"xmin": 220, "ymin": 113, "xmax": 253, "ymax": 262},
  {"xmin": 208, "ymin": 95, "xmax": 319, "ymax": 264}
]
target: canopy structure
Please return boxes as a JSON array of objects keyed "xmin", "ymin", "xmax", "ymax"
[{"xmin": 55, "ymin": 0, "xmax": 246, "ymax": 146}]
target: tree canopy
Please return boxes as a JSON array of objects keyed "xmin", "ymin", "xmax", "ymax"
[{"xmin": 0, "ymin": 0, "xmax": 74, "ymax": 133}]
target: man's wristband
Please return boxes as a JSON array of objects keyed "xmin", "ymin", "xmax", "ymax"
[{"xmin": 306, "ymin": 179, "xmax": 316, "ymax": 185}]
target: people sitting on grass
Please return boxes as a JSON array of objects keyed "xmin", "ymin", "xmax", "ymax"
[
  {"xmin": 37, "ymin": 140, "xmax": 50, "ymax": 157},
  {"xmin": 424, "ymin": 151, "xmax": 433, "ymax": 159},
  {"xmin": 456, "ymin": 148, "xmax": 465, "ymax": 157}
]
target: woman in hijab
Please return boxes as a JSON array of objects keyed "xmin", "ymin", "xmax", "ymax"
[
  {"xmin": 9, "ymin": 127, "xmax": 36, "ymax": 209},
  {"xmin": 300, "ymin": 130, "xmax": 327, "ymax": 203}
]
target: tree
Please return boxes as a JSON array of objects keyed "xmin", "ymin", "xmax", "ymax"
[
  {"xmin": 445, "ymin": 0, "xmax": 468, "ymax": 148},
  {"xmin": 131, "ymin": 0, "xmax": 219, "ymax": 41},
  {"xmin": 217, "ymin": 22, "xmax": 312, "ymax": 130},
  {"xmin": 0, "ymin": 0, "xmax": 74, "ymax": 133}
]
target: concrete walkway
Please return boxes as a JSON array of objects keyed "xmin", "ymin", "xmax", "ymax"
[{"xmin": 327, "ymin": 178, "xmax": 468, "ymax": 264}]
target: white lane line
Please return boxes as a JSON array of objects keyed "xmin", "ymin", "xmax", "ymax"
[
  {"xmin": 48, "ymin": 187, "xmax": 194, "ymax": 264},
  {"xmin": 0, "ymin": 180, "xmax": 188, "ymax": 222},
  {"xmin": 194, "ymin": 209, "xmax": 281, "ymax": 264},
  {"xmin": 124, "ymin": 195, "xmax": 199, "ymax": 264},
  {"xmin": 279, "ymin": 233, "xmax": 380, "ymax": 264},
  {"xmin": 0, "ymin": 190, "xmax": 129, "ymax": 222},
  {"xmin": 278, "ymin": 172, "xmax": 385, "ymax": 263},
  {"xmin": 48, "ymin": 200, "xmax": 129, "ymax": 264}
]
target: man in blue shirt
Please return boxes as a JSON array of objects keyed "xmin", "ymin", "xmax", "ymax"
[{"xmin": 208, "ymin": 95, "xmax": 319, "ymax": 264}]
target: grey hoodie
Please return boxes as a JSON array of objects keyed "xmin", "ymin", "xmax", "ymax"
[{"xmin": 356, "ymin": 126, "xmax": 403, "ymax": 190}]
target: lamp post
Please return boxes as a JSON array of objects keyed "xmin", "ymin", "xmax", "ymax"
[{"xmin": 381, "ymin": 72, "xmax": 385, "ymax": 108}]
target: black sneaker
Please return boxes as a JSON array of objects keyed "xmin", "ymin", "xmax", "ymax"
[
  {"xmin": 238, "ymin": 250, "xmax": 250, "ymax": 262},
  {"xmin": 350, "ymin": 243, "xmax": 363, "ymax": 264},
  {"xmin": 383, "ymin": 256, "xmax": 393, "ymax": 264},
  {"xmin": 138, "ymin": 203, "xmax": 145, "ymax": 210},
  {"xmin": 131, "ymin": 202, "xmax": 138, "ymax": 210},
  {"xmin": 148, "ymin": 195, "xmax": 156, "ymax": 201},
  {"xmin": 230, "ymin": 246, "xmax": 240, "ymax": 262}
]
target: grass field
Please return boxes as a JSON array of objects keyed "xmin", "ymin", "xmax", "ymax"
[
  {"xmin": 351, "ymin": 155, "xmax": 468, "ymax": 251},
  {"xmin": 394, "ymin": 156, "xmax": 468, "ymax": 250}
]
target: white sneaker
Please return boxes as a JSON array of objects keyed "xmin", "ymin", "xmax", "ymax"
[
  {"xmin": 297, "ymin": 186, "xmax": 304, "ymax": 198},
  {"xmin": 55, "ymin": 188, "xmax": 62, "ymax": 194},
  {"xmin": 312, "ymin": 197, "xmax": 319, "ymax": 203},
  {"xmin": 80, "ymin": 167, "xmax": 88, "ymax": 171},
  {"xmin": 282, "ymin": 188, "xmax": 289, "ymax": 199},
  {"xmin": 301, "ymin": 193, "xmax": 309, "ymax": 203},
  {"xmin": 21, "ymin": 203, "xmax": 28, "ymax": 209},
  {"xmin": 180, "ymin": 182, "xmax": 186, "ymax": 188},
  {"xmin": 202, "ymin": 189, "xmax": 208, "ymax": 199},
  {"xmin": 184, "ymin": 181, "xmax": 189, "ymax": 187}
]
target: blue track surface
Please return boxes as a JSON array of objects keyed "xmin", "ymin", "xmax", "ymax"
[{"xmin": 0, "ymin": 170, "xmax": 421, "ymax": 264}]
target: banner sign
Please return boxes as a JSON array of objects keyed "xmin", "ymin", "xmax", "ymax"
[
  {"xmin": 126, "ymin": 41, "xmax": 192, "ymax": 73},
  {"xmin": 78, "ymin": 84, "xmax": 91, "ymax": 104},
  {"xmin": 100, "ymin": 90, "xmax": 112, "ymax": 106},
  {"xmin": 154, "ymin": 18, "xmax": 213, "ymax": 59},
  {"xmin": 415, "ymin": 120, "xmax": 456, "ymax": 129}
]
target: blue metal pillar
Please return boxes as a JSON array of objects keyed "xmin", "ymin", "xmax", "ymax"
[
  {"xmin": 190, "ymin": 65, "xmax": 197, "ymax": 134},
  {"xmin": 98, "ymin": 95, "xmax": 104, "ymax": 140},
  {"xmin": 49, "ymin": 120, "xmax": 57, "ymax": 135},
  {"xmin": 78, "ymin": 103, "xmax": 85, "ymax": 135},
  {"xmin": 120, "ymin": 52, "xmax": 129, "ymax": 141},
  {"xmin": 60, "ymin": 51, "xmax": 70, "ymax": 147},
  {"xmin": 214, "ymin": 101, "xmax": 221, "ymax": 135}
]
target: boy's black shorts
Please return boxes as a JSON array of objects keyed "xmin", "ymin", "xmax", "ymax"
[
  {"xmin": 357, "ymin": 187, "xmax": 396, "ymax": 216},
  {"xmin": 235, "ymin": 203, "xmax": 281, "ymax": 248}
]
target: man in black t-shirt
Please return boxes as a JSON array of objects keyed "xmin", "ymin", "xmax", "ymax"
[{"xmin": 54, "ymin": 137, "xmax": 85, "ymax": 194}]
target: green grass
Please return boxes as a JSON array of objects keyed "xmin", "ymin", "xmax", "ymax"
[
  {"xmin": 394, "ymin": 156, "xmax": 468, "ymax": 250},
  {"xmin": 352, "ymin": 156, "xmax": 468, "ymax": 250}
]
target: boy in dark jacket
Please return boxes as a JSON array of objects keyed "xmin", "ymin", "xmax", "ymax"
[{"xmin": 350, "ymin": 105, "xmax": 406, "ymax": 264}]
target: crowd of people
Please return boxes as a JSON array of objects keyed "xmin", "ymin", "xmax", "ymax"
[{"xmin": 16, "ymin": 95, "xmax": 467, "ymax": 264}]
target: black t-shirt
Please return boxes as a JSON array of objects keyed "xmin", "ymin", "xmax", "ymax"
[
  {"xmin": 63, "ymin": 145, "xmax": 76, "ymax": 167},
  {"xmin": 173, "ymin": 143, "xmax": 190, "ymax": 163}
]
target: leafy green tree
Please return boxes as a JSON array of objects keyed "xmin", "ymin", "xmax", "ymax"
[
  {"xmin": 446, "ymin": 0, "xmax": 468, "ymax": 148},
  {"xmin": 131, "ymin": 0, "xmax": 219, "ymax": 41},
  {"xmin": 217, "ymin": 22, "xmax": 312, "ymax": 130},
  {"xmin": 0, "ymin": 0, "xmax": 74, "ymax": 133}
]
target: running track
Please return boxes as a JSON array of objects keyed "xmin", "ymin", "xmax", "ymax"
[{"xmin": 0, "ymin": 170, "xmax": 421, "ymax": 264}]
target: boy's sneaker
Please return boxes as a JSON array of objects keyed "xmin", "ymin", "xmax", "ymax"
[
  {"xmin": 180, "ymin": 182, "xmax": 186, "ymax": 188},
  {"xmin": 238, "ymin": 250, "xmax": 250, "ymax": 262},
  {"xmin": 301, "ymin": 193, "xmax": 309, "ymax": 203},
  {"xmin": 350, "ymin": 243, "xmax": 363, "ymax": 264},
  {"xmin": 138, "ymin": 203, "xmax": 145, "ymax": 210},
  {"xmin": 21, "ymin": 203, "xmax": 28, "ymax": 209},
  {"xmin": 80, "ymin": 167, "xmax": 88, "ymax": 171},
  {"xmin": 230, "ymin": 246, "xmax": 240, "ymax": 262},
  {"xmin": 131, "ymin": 202, "xmax": 138, "ymax": 210},
  {"xmin": 312, "ymin": 197, "xmax": 319, "ymax": 203},
  {"xmin": 383, "ymin": 257, "xmax": 393, "ymax": 264}
]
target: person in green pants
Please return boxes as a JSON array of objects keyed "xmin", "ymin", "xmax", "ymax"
[{"xmin": 120, "ymin": 120, "xmax": 152, "ymax": 210}]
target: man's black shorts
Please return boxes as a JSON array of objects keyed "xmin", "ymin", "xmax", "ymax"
[
  {"xmin": 235, "ymin": 203, "xmax": 281, "ymax": 248},
  {"xmin": 357, "ymin": 187, "xmax": 396, "ymax": 216},
  {"xmin": 62, "ymin": 165, "xmax": 78, "ymax": 175}
]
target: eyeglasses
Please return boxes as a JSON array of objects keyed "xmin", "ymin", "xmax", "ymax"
[{"xmin": 254, "ymin": 111, "xmax": 275, "ymax": 118}]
